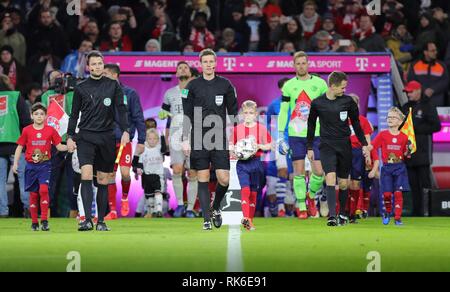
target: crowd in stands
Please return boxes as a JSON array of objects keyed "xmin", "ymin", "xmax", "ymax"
[{"xmin": 0, "ymin": 0, "xmax": 449, "ymax": 104}]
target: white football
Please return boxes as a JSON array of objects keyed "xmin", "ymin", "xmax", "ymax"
[{"xmin": 234, "ymin": 137, "xmax": 257, "ymax": 160}]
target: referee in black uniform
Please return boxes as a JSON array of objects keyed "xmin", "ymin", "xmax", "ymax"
[
  {"xmin": 67, "ymin": 51, "xmax": 129, "ymax": 231},
  {"xmin": 307, "ymin": 71, "xmax": 369, "ymax": 226},
  {"xmin": 182, "ymin": 49, "xmax": 238, "ymax": 230}
]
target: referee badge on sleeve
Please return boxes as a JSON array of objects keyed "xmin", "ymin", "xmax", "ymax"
[
  {"xmin": 215, "ymin": 95, "xmax": 224, "ymax": 106},
  {"xmin": 181, "ymin": 89, "xmax": 189, "ymax": 99},
  {"xmin": 340, "ymin": 111, "xmax": 348, "ymax": 121}
]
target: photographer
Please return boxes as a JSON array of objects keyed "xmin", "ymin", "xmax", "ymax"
[{"xmin": 40, "ymin": 70, "xmax": 77, "ymax": 217}]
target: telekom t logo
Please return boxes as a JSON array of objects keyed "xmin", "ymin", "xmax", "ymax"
[
  {"xmin": 356, "ymin": 58, "xmax": 369, "ymax": 72},
  {"xmin": 223, "ymin": 58, "xmax": 237, "ymax": 72}
]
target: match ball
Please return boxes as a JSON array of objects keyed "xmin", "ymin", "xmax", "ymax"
[{"xmin": 234, "ymin": 137, "xmax": 257, "ymax": 160}]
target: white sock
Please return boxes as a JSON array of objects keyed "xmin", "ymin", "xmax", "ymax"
[
  {"xmin": 187, "ymin": 177, "xmax": 198, "ymax": 211},
  {"xmin": 155, "ymin": 193, "xmax": 163, "ymax": 213},
  {"xmin": 172, "ymin": 174, "xmax": 184, "ymax": 206},
  {"xmin": 146, "ymin": 196, "xmax": 154, "ymax": 214}
]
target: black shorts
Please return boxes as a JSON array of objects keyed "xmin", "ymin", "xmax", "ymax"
[
  {"xmin": 141, "ymin": 173, "xmax": 162, "ymax": 195},
  {"xmin": 319, "ymin": 139, "xmax": 352, "ymax": 179},
  {"xmin": 190, "ymin": 149, "xmax": 230, "ymax": 171},
  {"xmin": 76, "ymin": 130, "xmax": 116, "ymax": 173}
]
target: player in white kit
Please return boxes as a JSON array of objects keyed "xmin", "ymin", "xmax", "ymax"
[{"xmin": 159, "ymin": 62, "xmax": 199, "ymax": 218}]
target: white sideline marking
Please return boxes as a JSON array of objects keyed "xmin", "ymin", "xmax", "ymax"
[{"xmin": 226, "ymin": 225, "xmax": 243, "ymax": 272}]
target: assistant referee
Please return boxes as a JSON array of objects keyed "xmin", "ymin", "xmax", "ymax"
[
  {"xmin": 307, "ymin": 71, "xmax": 369, "ymax": 227},
  {"xmin": 67, "ymin": 51, "xmax": 129, "ymax": 231}
]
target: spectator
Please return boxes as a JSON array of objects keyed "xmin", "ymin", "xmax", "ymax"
[
  {"xmin": 228, "ymin": 6, "xmax": 251, "ymax": 52},
  {"xmin": 386, "ymin": 23, "xmax": 414, "ymax": 72},
  {"xmin": 110, "ymin": 6, "xmax": 137, "ymax": 31},
  {"xmin": 181, "ymin": 42, "xmax": 195, "ymax": 53},
  {"xmin": 137, "ymin": 1, "xmax": 177, "ymax": 51},
  {"xmin": 24, "ymin": 82, "xmax": 42, "ymax": 108},
  {"xmin": 401, "ymin": 80, "xmax": 441, "ymax": 216},
  {"xmin": 0, "ymin": 74, "xmax": 32, "ymax": 219},
  {"xmin": 308, "ymin": 13, "xmax": 342, "ymax": 50},
  {"xmin": 262, "ymin": 0, "xmax": 283, "ymax": 21},
  {"xmin": 245, "ymin": 0, "xmax": 264, "ymax": 51},
  {"xmin": 297, "ymin": 0, "xmax": 321, "ymax": 41},
  {"xmin": 61, "ymin": 39, "xmax": 93, "ymax": 78},
  {"xmin": 217, "ymin": 28, "xmax": 242, "ymax": 52},
  {"xmin": 258, "ymin": 13, "xmax": 282, "ymax": 51},
  {"xmin": 413, "ymin": 12, "xmax": 445, "ymax": 59},
  {"xmin": 27, "ymin": 40, "xmax": 61, "ymax": 90},
  {"xmin": 333, "ymin": 0, "xmax": 365, "ymax": 39},
  {"xmin": 0, "ymin": 45, "xmax": 30, "ymax": 92},
  {"xmin": 145, "ymin": 39, "xmax": 161, "ymax": 52},
  {"xmin": 377, "ymin": 0, "xmax": 405, "ymax": 39},
  {"xmin": 320, "ymin": 12, "xmax": 343, "ymax": 43},
  {"xmin": 336, "ymin": 39, "xmax": 361, "ymax": 53},
  {"xmin": 7, "ymin": 7, "xmax": 27, "ymax": 36},
  {"xmin": 407, "ymin": 41, "xmax": 449, "ymax": 107},
  {"xmin": 188, "ymin": 12, "xmax": 215, "ymax": 52},
  {"xmin": 279, "ymin": 0, "xmax": 302, "ymax": 16},
  {"xmin": 0, "ymin": 12, "xmax": 26, "ymax": 66},
  {"xmin": 310, "ymin": 30, "xmax": 332, "ymax": 52},
  {"xmin": 279, "ymin": 40, "xmax": 295, "ymax": 53},
  {"xmin": 27, "ymin": 8, "xmax": 69, "ymax": 60},
  {"xmin": 432, "ymin": 7, "xmax": 450, "ymax": 54},
  {"xmin": 56, "ymin": 0, "xmax": 108, "ymax": 50},
  {"xmin": 99, "ymin": 21, "xmax": 133, "ymax": 52},
  {"xmin": 278, "ymin": 17, "xmax": 306, "ymax": 51},
  {"xmin": 83, "ymin": 19, "xmax": 100, "ymax": 50},
  {"xmin": 179, "ymin": 0, "xmax": 213, "ymax": 43},
  {"xmin": 354, "ymin": 14, "xmax": 386, "ymax": 52}
]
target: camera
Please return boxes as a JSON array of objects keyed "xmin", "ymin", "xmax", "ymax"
[{"xmin": 54, "ymin": 73, "xmax": 78, "ymax": 94}]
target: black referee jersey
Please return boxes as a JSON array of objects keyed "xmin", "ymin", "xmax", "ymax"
[
  {"xmin": 307, "ymin": 93, "xmax": 368, "ymax": 148},
  {"xmin": 68, "ymin": 76, "xmax": 128, "ymax": 137},
  {"xmin": 181, "ymin": 75, "xmax": 238, "ymax": 145}
]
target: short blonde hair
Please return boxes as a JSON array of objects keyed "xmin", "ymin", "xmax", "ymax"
[
  {"xmin": 241, "ymin": 100, "xmax": 257, "ymax": 110},
  {"xmin": 293, "ymin": 51, "xmax": 308, "ymax": 62},
  {"xmin": 146, "ymin": 128, "xmax": 160, "ymax": 142},
  {"xmin": 199, "ymin": 48, "xmax": 216, "ymax": 61},
  {"xmin": 388, "ymin": 107, "xmax": 405, "ymax": 121}
]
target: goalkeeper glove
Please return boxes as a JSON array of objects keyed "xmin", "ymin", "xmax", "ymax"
[{"xmin": 158, "ymin": 110, "xmax": 170, "ymax": 120}]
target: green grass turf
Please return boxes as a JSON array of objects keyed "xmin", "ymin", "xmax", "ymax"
[{"xmin": 0, "ymin": 217, "xmax": 449, "ymax": 272}]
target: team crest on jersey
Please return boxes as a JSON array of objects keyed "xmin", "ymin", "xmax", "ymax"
[
  {"xmin": 215, "ymin": 95, "xmax": 224, "ymax": 106},
  {"xmin": 340, "ymin": 111, "xmax": 348, "ymax": 121},
  {"xmin": 0, "ymin": 95, "xmax": 7, "ymax": 116},
  {"xmin": 103, "ymin": 98, "xmax": 111, "ymax": 106},
  {"xmin": 181, "ymin": 89, "xmax": 189, "ymax": 99},
  {"xmin": 392, "ymin": 137, "xmax": 397, "ymax": 143},
  {"xmin": 37, "ymin": 133, "xmax": 42, "ymax": 138}
]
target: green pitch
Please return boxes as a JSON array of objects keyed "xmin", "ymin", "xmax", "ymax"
[{"xmin": 0, "ymin": 218, "xmax": 449, "ymax": 272}]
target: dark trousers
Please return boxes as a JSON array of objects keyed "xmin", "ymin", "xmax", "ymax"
[
  {"xmin": 49, "ymin": 150, "xmax": 75, "ymax": 215},
  {"xmin": 407, "ymin": 165, "xmax": 432, "ymax": 216}
]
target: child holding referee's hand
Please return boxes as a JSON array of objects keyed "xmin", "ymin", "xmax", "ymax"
[{"xmin": 13, "ymin": 103, "xmax": 67, "ymax": 231}]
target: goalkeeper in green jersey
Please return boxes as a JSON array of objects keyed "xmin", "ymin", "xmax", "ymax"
[{"xmin": 277, "ymin": 51, "xmax": 328, "ymax": 219}]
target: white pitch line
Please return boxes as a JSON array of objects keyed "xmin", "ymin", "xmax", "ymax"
[{"xmin": 226, "ymin": 225, "xmax": 244, "ymax": 272}]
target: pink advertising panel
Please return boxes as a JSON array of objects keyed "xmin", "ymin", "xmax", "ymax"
[{"xmin": 104, "ymin": 54, "xmax": 391, "ymax": 74}]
